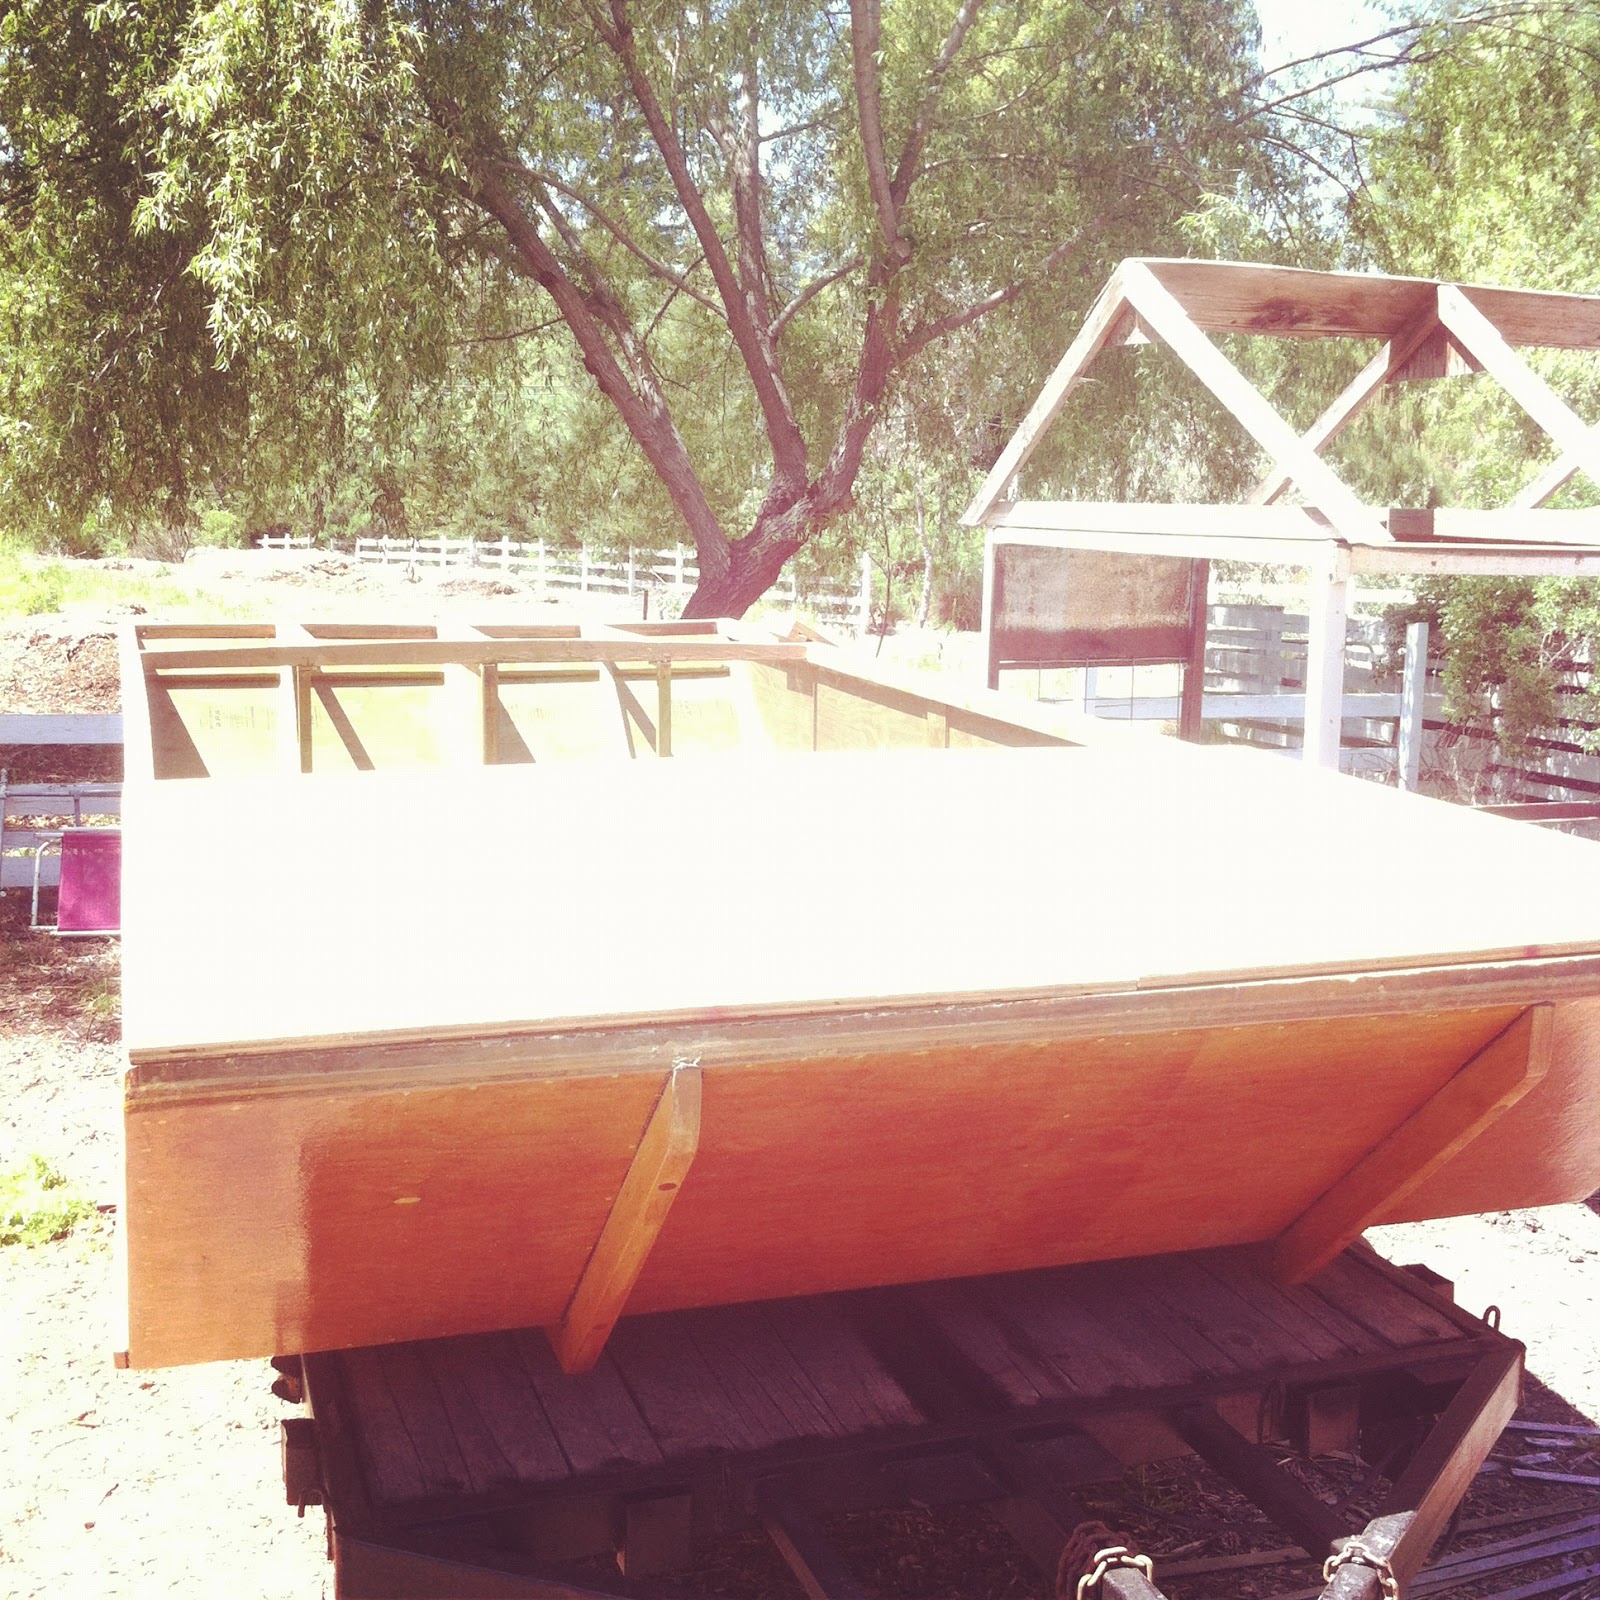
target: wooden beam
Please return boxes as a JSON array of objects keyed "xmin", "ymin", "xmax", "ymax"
[
  {"xmin": 274, "ymin": 624, "xmax": 315, "ymax": 773},
  {"xmin": 992, "ymin": 500, "xmax": 1335, "ymax": 539},
  {"xmin": 1321, "ymin": 1342, "xmax": 1524, "ymax": 1600},
  {"xmin": 1251, "ymin": 312, "xmax": 1442, "ymax": 506},
  {"xmin": 655, "ymin": 663, "xmax": 673, "ymax": 758},
  {"xmin": 1437, "ymin": 285, "xmax": 1600, "ymax": 494},
  {"xmin": 1270, "ymin": 1006, "xmax": 1552, "ymax": 1284},
  {"xmin": 136, "ymin": 637, "xmax": 808, "ymax": 672},
  {"xmin": 1377, "ymin": 1342, "xmax": 1524, "ymax": 1587},
  {"xmin": 1121, "ymin": 261, "xmax": 1391, "ymax": 545},
  {"xmin": 1171, "ymin": 1402, "xmax": 1351, "ymax": 1556},
  {"xmin": 550, "ymin": 1062, "xmax": 702, "ymax": 1375},
  {"xmin": 963, "ymin": 268, "xmax": 1133, "ymax": 525},
  {"xmin": 1178, "ymin": 560, "xmax": 1210, "ymax": 743},
  {"xmin": 1421, "ymin": 507, "xmax": 1600, "ymax": 548},
  {"xmin": 601, "ymin": 662, "xmax": 637, "ymax": 759}
]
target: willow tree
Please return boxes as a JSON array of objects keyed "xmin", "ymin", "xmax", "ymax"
[{"xmin": 6, "ymin": 0, "xmax": 1279, "ymax": 611}]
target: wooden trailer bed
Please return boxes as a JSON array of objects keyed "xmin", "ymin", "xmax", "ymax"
[{"xmin": 116, "ymin": 620, "xmax": 1600, "ymax": 1369}]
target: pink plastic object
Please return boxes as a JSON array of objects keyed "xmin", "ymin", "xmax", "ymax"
[{"xmin": 57, "ymin": 830, "xmax": 121, "ymax": 934}]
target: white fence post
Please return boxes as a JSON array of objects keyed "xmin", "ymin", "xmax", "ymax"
[
  {"xmin": 538, "ymin": 538, "xmax": 547, "ymax": 593},
  {"xmin": 1398, "ymin": 619, "xmax": 1429, "ymax": 791},
  {"xmin": 500, "ymin": 534, "xmax": 511, "ymax": 572},
  {"xmin": 627, "ymin": 548, "xmax": 636, "ymax": 597},
  {"xmin": 857, "ymin": 551, "xmax": 873, "ymax": 638},
  {"xmin": 675, "ymin": 544, "xmax": 686, "ymax": 594}
]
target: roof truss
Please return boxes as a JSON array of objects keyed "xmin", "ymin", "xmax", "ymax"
[{"xmin": 963, "ymin": 258, "xmax": 1600, "ymax": 549}]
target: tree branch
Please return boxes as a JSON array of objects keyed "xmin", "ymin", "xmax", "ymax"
[
  {"xmin": 596, "ymin": 0, "xmax": 810, "ymax": 492},
  {"xmin": 491, "ymin": 155, "xmax": 722, "ymax": 316},
  {"xmin": 889, "ymin": 0, "xmax": 984, "ymax": 208},
  {"xmin": 847, "ymin": 0, "xmax": 906, "ymax": 257},
  {"xmin": 771, "ymin": 255, "xmax": 864, "ymax": 341}
]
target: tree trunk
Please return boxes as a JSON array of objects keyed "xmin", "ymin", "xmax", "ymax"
[
  {"xmin": 914, "ymin": 475, "xmax": 933, "ymax": 629},
  {"xmin": 681, "ymin": 527, "xmax": 803, "ymax": 619}
]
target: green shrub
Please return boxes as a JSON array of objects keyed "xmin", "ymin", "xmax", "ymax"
[{"xmin": 0, "ymin": 1154, "xmax": 97, "ymax": 1247}]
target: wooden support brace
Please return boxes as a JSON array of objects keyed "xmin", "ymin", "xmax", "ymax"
[
  {"xmin": 1270, "ymin": 1006, "xmax": 1552, "ymax": 1284},
  {"xmin": 1437, "ymin": 285, "xmax": 1600, "ymax": 496},
  {"xmin": 1251, "ymin": 312, "xmax": 1443, "ymax": 506},
  {"xmin": 606, "ymin": 661, "xmax": 658, "ymax": 754},
  {"xmin": 275, "ymin": 625, "xmax": 316, "ymax": 773},
  {"xmin": 600, "ymin": 661, "xmax": 638, "ymax": 758},
  {"xmin": 550, "ymin": 1062, "xmax": 702, "ymax": 1375},
  {"xmin": 1121, "ymin": 262, "xmax": 1390, "ymax": 546}
]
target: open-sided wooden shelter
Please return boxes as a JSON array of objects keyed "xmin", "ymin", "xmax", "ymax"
[
  {"xmin": 965, "ymin": 259, "xmax": 1600, "ymax": 764},
  {"xmin": 116, "ymin": 618, "xmax": 1600, "ymax": 1373}
]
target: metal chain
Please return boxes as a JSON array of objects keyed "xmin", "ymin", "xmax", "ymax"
[
  {"xmin": 1076, "ymin": 1545, "xmax": 1157, "ymax": 1600},
  {"xmin": 1322, "ymin": 1538, "xmax": 1401, "ymax": 1600}
]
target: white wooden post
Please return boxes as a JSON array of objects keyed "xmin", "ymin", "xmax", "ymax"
[
  {"xmin": 858, "ymin": 550, "xmax": 873, "ymax": 639},
  {"xmin": 627, "ymin": 548, "xmax": 636, "ymax": 597},
  {"xmin": 980, "ymin": 535, "xmax": 999, "ymax": 687},
  {"xmin": 580, "ymin": 545, "xmax": 589, "ymax": 593},
  {"xmin": 500, "ymin": 534, "xmax": 511, "ymax": 572},
  {"xmin": 538, "ymin": 538, "xmax": 547, "ymax": 592},
  {"xmin": 1398, "ymin": 619, "xmax": 1429, "ymax": 792},
  {"xmin": 675, "ymin": 544, "xmax": 686, "ymax": 594},
  {"xmin": 1303, "ymin": 550, "xmax": 1351, "ymax": 768}
]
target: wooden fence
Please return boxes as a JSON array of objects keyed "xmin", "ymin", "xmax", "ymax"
[{"xmin": 257, "ymin": 531, "xmax": 873, "ymax": 635}]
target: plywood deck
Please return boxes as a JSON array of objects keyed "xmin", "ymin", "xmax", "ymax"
[{"xmin": 122, "ymin": 744, "xmax": 1600, "ymax": 1059}]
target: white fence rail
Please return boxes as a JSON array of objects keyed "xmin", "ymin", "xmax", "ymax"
[{"xmin": 257, "ymin": 531, "xmax": 873, "ymax": 634}]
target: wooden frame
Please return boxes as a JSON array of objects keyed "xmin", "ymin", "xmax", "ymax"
[{"xmin": 965, "ymin": 258, "xmax": 1600, "ymax": 767}]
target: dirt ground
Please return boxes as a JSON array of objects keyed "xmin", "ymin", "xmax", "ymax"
[{"xmin": 2, "ymin": 551, "xmax": 1598, "ymax": 1599}]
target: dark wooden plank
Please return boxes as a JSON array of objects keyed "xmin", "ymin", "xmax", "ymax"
[
  {"xmin": 511, "ymin": 1328, "xmax": 664, "ymax": 1476},
  {"xmin": 1304, "ymin": 1253, "xmax": 1464, "ymax": 1349},
  {"xmin": 1144, "ymin": 1254, "xmax": 1327, "ymax": 1370},
  {"xmin": 1196, "ymin": 1249, "xmax": 1375, "ymax": 1359},
  {"xmin": 675, "ymin": 1304, "xmax": 843, "ymax": 1446},
  {"xmin": 339, "ymin": 1344, "xmax": 472, "ymax": 1504},
  {"xmin": 985, "ymin": 1267, "xmax": 1190, "ymax": 1395},
  {"xmin": 604, "ymin": 1313, "xmax": 767, "ymax": 1456},
  {"xmin": 423, "ymin": 1331, "xmax": 572, "ymax": 1489},
  {"xmin": 911, "ymin": 1278, "xmax": 1061, "ymax": 1406},
  {"xmin": 763, "ymin": 1295, "xmax": 925, "ymax": 1433},
  {"xmin": 1081, "ymin": 1258, "xmax": 1247, "ymax": 1382}
]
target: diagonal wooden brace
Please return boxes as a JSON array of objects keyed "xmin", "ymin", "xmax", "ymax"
[
  {"xmin": 550, "ymin": 1060, "xmax": 702, "ymax": 1374},
  {"xmin": 1270, "ymin": 1005, "xmax": 1552, "ymax": 1285}
]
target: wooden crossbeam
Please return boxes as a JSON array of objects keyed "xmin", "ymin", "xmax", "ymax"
[
  {"xmin": 1437, "ymin": 285, "xmax": 1600, "ymax": 496},
  {"xmin": 550, "ymin": 1061, "xmax": 702, "ymax": 1375},
  {"xmin": 1270, "ymin": 1006, "xmax": 1552, "ymax": 1284},
  {"xmin": 137, "ymin": 636, "xmax": 807, "ymax": 672},
  {"xmin": 759, "ymin": 1481, "xmax": 871, "ymax": 1600},
  {"xmin": 1251, "ymin": 311, "xmax": 1443, "ymax": 506},
  {"xmin": 963, "ymin": 268, "xmax": 1134, "ymax": 524},
  {"xmin": 1121, "ymin": 262, "xmax": 1390, "ymax": 545}
]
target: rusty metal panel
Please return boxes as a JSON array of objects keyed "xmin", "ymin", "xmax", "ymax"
[{"xmin": 989, "ymin": 546, "xmax": 1199, "ymax": 670}]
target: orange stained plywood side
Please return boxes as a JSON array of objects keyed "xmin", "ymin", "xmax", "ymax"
[
  {"xmin": 122, "ymin": 1067, "xmax": 670, "ymax": 1368},
  {"xmin": 624, "ymin": 1005, "xmax": 1521, "ymax": 1316}
]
